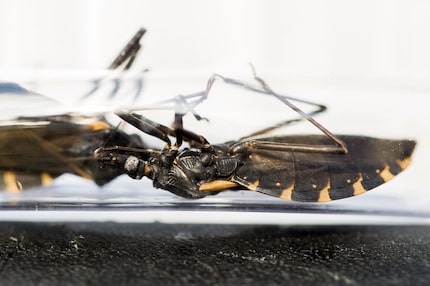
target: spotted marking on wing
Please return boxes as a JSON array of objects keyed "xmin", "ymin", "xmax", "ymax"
[
  {"xmin": 352, "ymin": 174, "xmax": 366, "ymax": 196},
  {"xmin": 397, "ymin": 157, "xmax": 412, "ymax": 170},
  {"xmin": 89, "ymin": 121, "xmax": 110, "ymax": 131},
  {"xmin": 3, "ymin": 171, "xmax": 22, "ymax": 193},
  {"xmin": 379, "ymin": 165, "xmax": 395, "ymax": 182},
  {"xmin": 41, "ymin": 172, "xmax": 54, "ymax": 186},
  {"xmin": 280, "ymin": 184, "xmax": 294, "ymax": 200},
  {"xmin": 248, "ymin": 179, "xmax": 260, "ymax": 191},
  {"xmin": 317, "ymin": 180, "xmax": 331, "ymax": 202}
]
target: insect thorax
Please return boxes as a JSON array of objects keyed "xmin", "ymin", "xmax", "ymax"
[{"xmin": 148, "ymin": 147, "xmax": 240, "ymax": 199}]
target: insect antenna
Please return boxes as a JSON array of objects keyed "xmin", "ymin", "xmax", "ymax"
[
  {"xmin": 95, "ymin": 145, "xmax": 161, "ymax": 157},
  {"xmin": 101, "ymin": 120, "xmax": 123, "ymax": 148}
]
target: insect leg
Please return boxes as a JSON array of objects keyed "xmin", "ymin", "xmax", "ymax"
[
  {"xmin": 171, "ymin": 112, "xmax": 213, "ymax": 151},
  {"xmin": 128, "ymin": 73, "xmax": 324, "ymax": 141},
  {"xmin": 115, "ymin": 112, "xmax": 174, "ymax": 146},
  {"xmin": 108, "ymin": 28, "xmax": 146, "ymax": 70},
  {"xmin": 114, "ymin": 108, "xmax": 209, "ymax": 149},
  {"xmin": 203, "ymin": 74, "xmax": 328, "ymax": 140},
  {"xmin": 199, "ymin": 70, "xmax": 347, "ymax": 154},
  {"xmin": 175, "ymin": 94, "xmax": 209, "ymax": 122},
  {"xmin": 81, "ymin": 27, "xmax": 146, "ymax": 99},
  {"xmin": 231, "ymin": 139, "xmax": 346, "ymax": 155},
  {"xmin": 125, "ymin": 70, "xmax": 326, "ymax": 135},
  {"xmin": 204, "ymin": 73, "xmax": 326, "ymax": 112},
  {"xmin": 129, "ymin": 91, "xmax": 209, "ymax": 123},
  {"xmin": 250, "ymin": 73, "xmax": 347, "ymax": 154},
  {"xmin": 123, "ymin": 47, "xmax": 140, "ymax": 71}
]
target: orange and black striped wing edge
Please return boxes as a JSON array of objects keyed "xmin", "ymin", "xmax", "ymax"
[{"xmin": 233, "ymin": 135, "xmax": 416, "ymax": 202}]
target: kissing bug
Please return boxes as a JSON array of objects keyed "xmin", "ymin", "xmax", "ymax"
[{"xmin": 95, "ymin": 74, "xmax": 416, "ymax": 202}]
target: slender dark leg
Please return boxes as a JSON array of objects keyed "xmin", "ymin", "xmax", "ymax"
[
  {"xmin": 111, "ymin": 71, "xmax": 346, "ymax": 155},
  {"xmin": 123, "ymin": 48, "xmax": 140, "ymax": 70},
  {"xmin": 81, "ymin": 28, "xmax": 146, "ymax": 99},
  {"xmin": 108, "ymin": 28, "xmax": 146, "ymax": 70},
  {"xmin": 114, "ymin": 110, "xmax": 211, "ymax": 150},
  {"xmin": 200, "ymin": 70, "xmax": 347, "ymax": 154},
  {"xmin": 250, "ymin": 72, "xmax": 347, "ymax": 153},
  {"xmin": 171, "ymin": 112, "xmax": 213, "ymax": 151},
  {"xmin": 203, "ymin": 74, "xmax": 327, "ymax": 139},
  {"xmin": 132, "ymin": 72, "xmax": 327, "ymax": 135},
  {"xmin": 115, "ymin": 112, "xmax": 173, "ymax": 145}
]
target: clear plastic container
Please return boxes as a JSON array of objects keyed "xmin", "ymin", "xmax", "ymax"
[{"xmin": 0, "ymin": 69, "xmax": 428, "ymax": 225}]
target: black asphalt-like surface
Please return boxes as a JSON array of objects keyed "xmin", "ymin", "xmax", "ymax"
[{"xmin": 0, "ymin": 223, "xmax": 429, "ymax": 285}]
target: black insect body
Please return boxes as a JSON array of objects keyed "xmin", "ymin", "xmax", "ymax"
[
  {"xmin": 96, "ymin": 132, "xmax": 414, "ymax": 202},
  {"xmin": 95, "ymin": 73, "xmax": 415, "ymax": 202},
  {"xmin": 97, "ymin": 142, "xmax": 240, "ymax": 199}
]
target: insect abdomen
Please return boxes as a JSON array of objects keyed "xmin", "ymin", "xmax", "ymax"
[
  {"xmin": 317, "ymin": 136, "xmax": 415, "ymax": 202},
  {"xmin": 233, "ymin": 135, "xmax": 415, "ymax": 202}
]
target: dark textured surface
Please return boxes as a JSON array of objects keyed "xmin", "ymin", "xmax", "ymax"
[{"xmin": 0, "ymin": 222, "xmax": 429, "ymax": 285}]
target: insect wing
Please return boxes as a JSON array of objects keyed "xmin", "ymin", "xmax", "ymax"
[
  {"xmin": 232, "ymin": 135, "xmax": 416, "ymax": 202},
  {"xmin": 0, "ymin": 115, "xmax": 140, "ymax": 191}
]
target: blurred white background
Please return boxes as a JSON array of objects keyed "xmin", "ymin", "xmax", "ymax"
[
  {"xmin": 0, "ymin": 0, "xmax": 429, "ymax": 81},
  {"xmin": 0, "ymin": 0, "xmax": 428, "ymax": 209}
]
